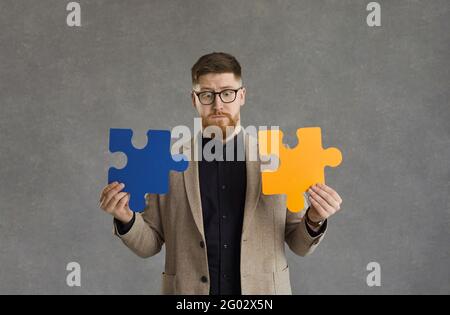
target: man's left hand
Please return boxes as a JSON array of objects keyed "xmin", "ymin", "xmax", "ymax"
[{"xmin": 307, "ymin": 183, "xmax": 343, "ymax": 223}]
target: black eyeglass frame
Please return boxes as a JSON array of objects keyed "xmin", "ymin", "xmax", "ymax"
[{"xmin": 192, "ymin": 87, "xmax": 244, "ymax": 105}]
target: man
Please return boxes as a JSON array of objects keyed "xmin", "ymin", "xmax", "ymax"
[{"xmin": 98, "ymin": 52, "xmax": 343, "ymax": 295}]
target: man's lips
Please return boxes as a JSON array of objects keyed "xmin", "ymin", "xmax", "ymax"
[{"xmin": 210, "ymin": 115, "xmax": 227, "ymax": 118}]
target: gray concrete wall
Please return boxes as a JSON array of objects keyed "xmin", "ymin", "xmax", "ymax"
[{"xmin": 0, "ymin": 0, "xmax": 448, "ymax": 294}]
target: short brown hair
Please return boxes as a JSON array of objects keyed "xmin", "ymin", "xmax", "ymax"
[{"xmin": 191, "ymin": 52, "xmax": 242, "ymax": 86}]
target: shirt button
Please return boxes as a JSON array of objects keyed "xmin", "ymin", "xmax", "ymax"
[
  {"xmin": 201, "ymin": 276, "xmax": 208, "ymax": 283},
  {"xmin": 223, "ymin": 244, "xmax": 228, "ymax": 249},
  {"xmin": 221, "ymin": 185, "xmax": 226, "ymax": 190},
  {"xmin": 223, "ymin": 274, "xmax": 228, "ymax": 279},
  {"xmin": 222, "ymin": 215, "xmax": 227, "ymax": 220},
  {"xmin": 200, "ymin": 241, "xmax": 205, "ymax": 248}
]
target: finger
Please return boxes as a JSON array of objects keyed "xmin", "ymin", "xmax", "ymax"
[
  {"xmin": 116, "ymin": 193, "xmax": 130, "ymax": 211},
  {"xmin": 98, "ymin": 196, "xmax": 105, "ymax": 208},
  {"xmin": 310, "ymin": 185, "xmax": 340, "ymax": 210},
  {"xmin": 308, "ymin": 196, "xmax": 328, "ymax": 218},
  {"xmin": 101, "ymin": 183, "xmax": 124, "ymax": 209},
  {"xmin": 310, "ymin": 193, "xmax": 334, "ymax": 216},
  {"xmin": 100, "ymin": 182, "xmax": 119, "ymax": 200},
  {"xmin": 105, "ymin": 192, "xmax": 128, "ymax": 212},
  {"xmin": 318, "ymin": 183, "xmax": 342, "ymax": 204},
  {"xmin": 103, "ymin": 183, "xmax": 125, "ymax": 207},
  {"xmin": 311, "ymin": 185, "xmax": 339, "ymax": 208},
  {"xmin": 309, "ymin": 189, "xmax": 336, "ymax": 214}
]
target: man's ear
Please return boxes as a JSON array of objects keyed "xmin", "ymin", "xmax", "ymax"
[
  {"xmin": 191, "ymin": 92, "xmax": 197, "ymax": 108},
  {"xmin": 240, "ymin": 87, "xmax": 246, "ymax": 107}
]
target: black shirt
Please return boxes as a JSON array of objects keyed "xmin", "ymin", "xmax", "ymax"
[{"xmin": 198, "ymin": 131, "xmax": 247, "ymax": 295}]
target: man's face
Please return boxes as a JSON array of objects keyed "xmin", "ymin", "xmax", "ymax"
[{"xmin": 191, "ymin": 72, "xmax": 246, "ymax": 136}]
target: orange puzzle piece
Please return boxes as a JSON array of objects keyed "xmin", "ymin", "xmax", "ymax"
[{"xmin": 258, "ymin": 127, "xmax": 343, "ymax": 213}]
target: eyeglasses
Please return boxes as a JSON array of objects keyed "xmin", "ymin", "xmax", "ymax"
[{"xmin": 193, "ymin": 87, "xmax": 243, "ymax": 105}]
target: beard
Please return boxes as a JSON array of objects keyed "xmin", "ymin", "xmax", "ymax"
[{"xmin": 202, "ymin": 110, "xmax": 239, "ymax": 139}]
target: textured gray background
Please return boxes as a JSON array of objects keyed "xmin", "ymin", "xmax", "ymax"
[{"xmin": 0, "ymin": 0, "xmax": 449, "ymax": 295}]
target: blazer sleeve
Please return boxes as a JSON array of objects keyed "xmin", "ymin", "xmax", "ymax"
[
  {"xmin": 284, "ymin": 207, "xmax": 327, "ymax": 257},
  {"xmin": 113, "ymin": 193, "xmax": 165, "ymax": 258}
]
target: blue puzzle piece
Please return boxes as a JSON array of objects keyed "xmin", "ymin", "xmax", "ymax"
[{"xmin": 108, "ymin": 128, "xmax": 188, "ymax": 212}]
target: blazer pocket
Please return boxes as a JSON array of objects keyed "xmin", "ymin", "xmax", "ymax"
[{"xmin": 161, "ymin": 272, "xmax": 176, "ymax": 295}]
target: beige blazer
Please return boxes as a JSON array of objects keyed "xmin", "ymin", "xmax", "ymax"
[{"xmin": 113, "ymin": 130, "xmax": 327, "ymax": 295}]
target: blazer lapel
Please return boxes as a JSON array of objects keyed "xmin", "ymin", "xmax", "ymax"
[
  {"xmin": 183, "ymin": 134, "xmax": 206, "ymax": 240},
  {"xmin": 241, "ymin": 130, "xmax": 262, "ymax": 239}
]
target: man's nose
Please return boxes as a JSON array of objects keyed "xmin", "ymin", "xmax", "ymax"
[{"xmin": 212, "ymin": 94, "xmax": 224, "ymax": 111}]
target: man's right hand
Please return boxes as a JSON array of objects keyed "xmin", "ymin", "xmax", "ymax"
[{"xmin": 98, "ymin": 182, "xmax": 134, "ymax": 224}]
